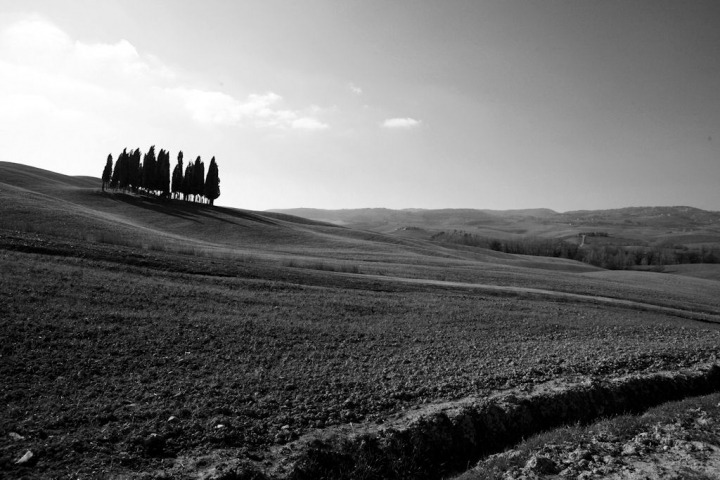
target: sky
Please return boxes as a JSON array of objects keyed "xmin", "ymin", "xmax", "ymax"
[{"xmin": 0, "ymin": 0, "xmax": 719, "ymax": 212}]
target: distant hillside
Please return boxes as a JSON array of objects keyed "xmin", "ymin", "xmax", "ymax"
[
  {"xmin": 563, "ymin": 206, "xmax": 720, "ymax": 228},
  {"xmin": 270, "ymin": 206, "xmax": 720, "ymax": 248},
  {"xmin": 269, "ymin": 208, "xmax": 561, "ymax": 235},
  {"xmin": 274, "ymin": 207, "xmax": 558, "ymax": 224}
]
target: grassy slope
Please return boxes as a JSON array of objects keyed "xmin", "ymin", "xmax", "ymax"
[
  {"xmin": 664, "ymin": 264, "xmax": 720, "ymax": 282},
  {"xmin": 1, "ymin": 163, "xmax": 515, "ymax": 260},
  {"xmin": 0, "ymin": 162, "xmax": 598, "ymax": 270},
  {"xmin": 2, "ymin": 161, "xmax": 719, "ymax": 314}
]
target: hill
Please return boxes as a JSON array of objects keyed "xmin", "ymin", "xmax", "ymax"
[
  {"xmin": 0, "ymin": 161, "xmax": 610, "ymax": 275},
  {"xmin": 2, "ymin": 159, "xmax": 719, "ymax": 311},
  {"xmin": 271, "ymin": 206, "xmax": 720, "ymax": 249},
  {"xmin": 2, "ymin": 161, "xmax": 720, "ymax": 479}
]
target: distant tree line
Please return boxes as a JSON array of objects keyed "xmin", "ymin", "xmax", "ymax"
[
  {"xmin": 101, "ymin": 146, "xmax": 220, "ymax": 205},
  {"xmin": 578, "ymin": 231, "xmax": 609, "ymax": 237},
  {"xmin": 432, "ymin": 231, "xmax": 580, "ymax": 259},
  {"xmin": 431, "ymin": 230, "xmax": 719, "ymax": 270}
]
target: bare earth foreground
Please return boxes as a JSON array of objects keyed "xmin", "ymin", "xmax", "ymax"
[{"xmin": 2, "ymin": 162, "xmax": 720, "ymax": 479}]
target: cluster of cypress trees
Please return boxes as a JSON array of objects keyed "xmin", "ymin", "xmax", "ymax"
[{"xmin": 102, "ymin": 146, "xmax": 220, "ymax": 205}]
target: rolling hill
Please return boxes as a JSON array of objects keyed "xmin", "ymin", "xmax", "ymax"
[
  {"xmin": 270, "ymin": 206, "xmax": 720, "ymax": 248},
  {"xmin": 3, "ymin": 160, "xmax": 720, "ymax": 479},
  {"xmin": 3, "ymin": 160, "xmax": 720, "ymax": 307},
  {"xmin": 3, "ymin": 159, "xmax": 720, "ymax": 305},
  {"xmin": 0, "ymin": 162, "xmax": 605, "ymax": 274}
]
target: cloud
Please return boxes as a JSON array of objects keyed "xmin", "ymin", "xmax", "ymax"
[
  {"xmin": 382, "ymin": 117, "xmax": 421, "ymax": 128},
  {"xmin": 1, "ymin": 16, "xmax": 170, "ymax": 85},
  {"xmin": 167, "ymin": 89, "xmax": 280, "ymax": 125},
  {"xmin": 0, "ymin": 16, "xmax": 327, "ymax": 133},
  {"xmin": 291, "ymin": 117, "xmax": 329, "ymax": 130},
  {"xmin": 74, "ymin": 39, "xmax": 176, "ymax": 83},
  {"xmin": 167, "ymin": 88, "xmax": 328, "ymax": 130},
  {"xmin": 349, "ymin": 82, "xmax": 362, "ymax": 95},
  {"xmin": 1, "ymin": 16, "xmax": 72, "ymax": 65}
]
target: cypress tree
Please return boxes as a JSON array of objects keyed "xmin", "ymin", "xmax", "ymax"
[
  {"xmin": 204, "ymin": 157, "xmax": 220, "ymax": 206},
  {"xmin": 156, "ymin": 149, "xmax": 171, "ymax": 197},
  {"xmin": 182, "ymin": 162, "xmax": 193, "ymax": 201},
  {"xmin": 162, "ymin": 150, "xmax": 171, "ymax": 197},
  {"xmin": 117, "ymin": 149, "xmax": 130, "ymax": 191},
  {"xmin": 191, "ymin": 157, "xmax": 205, "ymax": 203},
  {"xmin": 128, "ymin": 148, "xmax": 142, "ymax": 191},
  {"xmin": 142, "ymin": 146, "xmax": 157, "ymax": 195},
  {"xmin": 102, "ymin": 154, "xmax": 113, "ymax": 191},
  {"xmin": 171, "ymin": 151, "xmax": 184, "ymax": 200}
]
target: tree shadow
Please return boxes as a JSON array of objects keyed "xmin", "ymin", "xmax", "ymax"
[
  {"xmin": 106, "ymin": 192, "xmax": 279, "ymax": 227},
  {"xmin": 109, "ymin": 193, "xmax": 200, "ymax": 222},
  {"xmin": 204, "ymin": 204, "xmax": 279, "ymax": 226}
]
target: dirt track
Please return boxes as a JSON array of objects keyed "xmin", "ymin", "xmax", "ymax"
[{"xmin": 360, "ymin": 273, "xmax": 720, "ymax": 324}]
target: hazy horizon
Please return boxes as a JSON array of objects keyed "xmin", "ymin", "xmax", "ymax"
[
  {"xmin": 1, "ymin": 1, "xmax": 719, "ymax": 212},
  {"xmin": 268, "ymin": 204, "xmax": 720, "ymax": 214}
]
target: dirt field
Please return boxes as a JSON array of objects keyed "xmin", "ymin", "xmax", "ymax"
[{"xmin": 2, "ymin": 232, "xmax": 720, "ymax": 478}]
